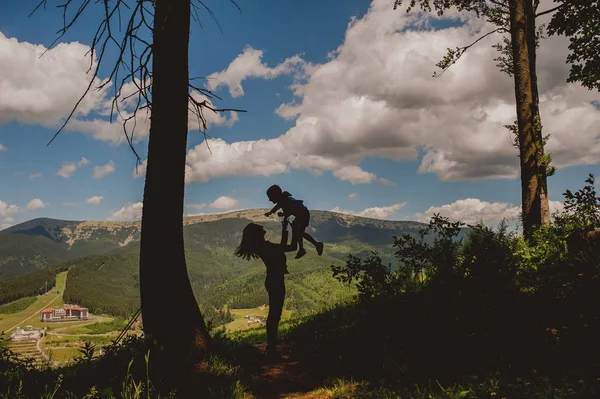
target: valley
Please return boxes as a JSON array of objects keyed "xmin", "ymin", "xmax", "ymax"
[{"xmin": 0, "ymin": 209, "xmax": 455, "ymax": 366}]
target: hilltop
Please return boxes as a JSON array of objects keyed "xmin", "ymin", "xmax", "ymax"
[{"xmin": 0, "ymin": 209, "xmax": 437, "ymax": 281}]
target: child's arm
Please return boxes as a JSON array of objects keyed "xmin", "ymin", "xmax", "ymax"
[{"xmin": 265, "ymin": 203, "xmax": 282, "ymax": 217}]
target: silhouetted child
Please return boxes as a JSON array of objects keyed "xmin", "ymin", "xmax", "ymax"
[{"xmin": 264, "ymin": 184, "xmax": 324, "ymax": 259}]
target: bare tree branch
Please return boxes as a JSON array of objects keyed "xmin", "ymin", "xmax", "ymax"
[
  {"xmin": 433, "ymin": 27, "xmax": 506, "ymax": 78},
  {"xmin": 30, "ymin": 0, "xmax": 245, "ymax": 163},
  {"xmin": 535, "ymin": 3, "xmax": 566, "ymax": 19}
]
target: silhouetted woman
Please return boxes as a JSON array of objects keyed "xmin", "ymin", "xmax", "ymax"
[{"xmin": 234, "ymin": 219, "xmax": 296, "ymax": 356}]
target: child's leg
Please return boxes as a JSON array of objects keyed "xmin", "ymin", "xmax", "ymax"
[
  {"xmin": 302, "ymin": 231, "xmax": 318, "ymax": 247},
  {"xmin": 293, "ymin": 222, "xmax": 307, "ymax": 259},
  {"xmin": 296, "ymin": 224, "xmax": 306, "ymax": 250}
]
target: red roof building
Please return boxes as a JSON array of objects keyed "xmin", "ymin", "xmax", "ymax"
[{"xmin": 40, "ymin": 305, "xmax": 89, "ymax": 322}]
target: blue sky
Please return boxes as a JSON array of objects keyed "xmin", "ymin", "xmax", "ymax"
[{"xmin": 0, "ymin": 0, "xmax": 599, "ymax": 230}]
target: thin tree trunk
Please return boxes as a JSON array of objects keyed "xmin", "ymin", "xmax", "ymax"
[
  {"xmin": 139, "ymin": 0, "xmax": 211, "ymax": 383},
  {"xmin": 525, "ymin": 0, "xmax": 551, "ymax": 226},
  {"xmin": 509, "ymin": 0, "xmax": 547, "ymax": 241}
]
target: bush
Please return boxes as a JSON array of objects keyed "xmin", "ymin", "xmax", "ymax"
[{"xmin": 320, "ymin": 174, "xmax": 600, "ymax": 385}]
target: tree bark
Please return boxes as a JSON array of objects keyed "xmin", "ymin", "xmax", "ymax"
[
  {"xmin": 139, "ymin": 0, "xmax": 211, "ymax": 383},
  {"xmin": 509, "ymin": 0, "xmax": 549, "ymax": 241},
  {"xmin": 525, "ymin": 0, "xmax": 551, "ymax": 227}
]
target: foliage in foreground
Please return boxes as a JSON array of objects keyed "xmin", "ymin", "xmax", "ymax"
[
  {"xmin": 286, "ymin": 174, "xmax": 600, "ymax": 393},
  {"xmin": 1, "ymin": 175, "xmax": 599, "ymax": 398},
  {"xmin": 0, "ymin": 335, "xmax": 250, "ymax": 399}
]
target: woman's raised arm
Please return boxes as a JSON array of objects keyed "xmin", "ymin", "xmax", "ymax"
[{"xmin": 280, "ymin": 222, "xmax": 297, "ymax": 252}]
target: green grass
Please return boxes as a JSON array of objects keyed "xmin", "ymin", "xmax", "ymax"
[
  {"xmin": 46, "ymin": 347, "xmax": 81, "ymax": 362},
  {"xmin": 224, "ymin": 307, "xmax": 293, "ymax": 332},
  {"xmin": 0, "ymin": 271, "xmax": 68, "ymax": 333},
  {"xmin": 57, "ymin": 318, "xmax": 127, "ymax": 335},
  {"xmin": 294, "ymin": 376, "xmax": 594, "ymax": 399},
  {"xmin": 0, "ymin": 297, "xmax": 37, "ymax": 314}
]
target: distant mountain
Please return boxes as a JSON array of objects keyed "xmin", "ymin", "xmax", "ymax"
[
  {"xmin": 0, "ymin": 232, "xmax": 74, "ymax": 280},
  {"xmin": 0, "ymin": 210, "xmax": 469, "ymax": 282},
  {"xmin": 0, "ymin": 210, "xmax": 470, "ymax": 325},
  {"xmin": 1, "ymin": 209, "xmax": 431, "ymax": 263}
]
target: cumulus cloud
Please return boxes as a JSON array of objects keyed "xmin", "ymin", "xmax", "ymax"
[
  {"xmin": 0, "ymin": 143, "xmax": 6, "ymax": 151},
  {"xmin": 0, "ymin": 32, "xmax": 108, "ymax": 126},
  {"xmin": 56, "ymin": 156, "xmax": 90, "ymax": 178},
  {"xmin": 332, "ymin": 165, "xmax": 377, "ymax": 185},
  {"xmin": 206, "ymin": 46, "xmax": 313, "ymax": 98},
  {"xmin": 25, "ymin": 198, "xmax": 49, "ymax": 211},
  {"xmin": 29, "ymin": 172, "xmax": 42, "ymax": 179},
  {"xmin": 0, "ymin": 200, "xmax": 19, "ymax": 217},
  {"xmin": 86, "ymin": 196, "xmax": 104, "ymax": 205},
  {"xmin": 415, "ymin": 198, "xmax": 566, "ymax": 225},
  {"xmin": 93, "ymin": 160, "xmax": 116, "ymax": 179},
  {"xmin": 161, "ymin": 0, "xmax": 600, "ymax": 185},
  {"xmin": 348, "ymin": 193, "xmax": 357, "ymax": 200},
  {"xmin": 57, "ymin": 163, "xmax": 78, "ymax": 178},
  {"xmin": 209, "ymin": 196, "xmax": 239, "ymax": 210},
  {"xmin": 109, "ymin": 202, "xmax": 143, "ymax": 221},
  {"xmin": 0, "ymin": 34, "xmax": 237, "ymax": 145},
  {"xmin": 331, "ymin": 202, "xmax": 407, "ymax": 220}
]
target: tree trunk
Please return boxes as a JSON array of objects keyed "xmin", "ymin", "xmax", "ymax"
[
  {"xmin": 525, "ymin": 0, "xmax": 551, "ymax": 227},
  {"xmin": 139, "ymin": 0, "xmax": 211, "ymax": 384},
  {"xmin": 509, "ymin": 0, "xmax": 549, "ymax": 241}
]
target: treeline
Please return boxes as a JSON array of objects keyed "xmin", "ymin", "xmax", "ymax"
[
  {"xmin": 63, "ymin": 253, "xmax": 141, "ymax": 317},
  {"xmin": 0, "ymin": 262, "xmax": 69, "ymax": 306}
]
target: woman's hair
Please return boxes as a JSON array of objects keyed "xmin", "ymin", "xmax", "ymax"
[{"xmin": 234, "ymin": 223, "xmax": 263, "ymax": 261}]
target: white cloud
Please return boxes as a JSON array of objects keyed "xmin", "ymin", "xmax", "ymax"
[
  {"xmin": 4, "ymin": 217, "xmax": 14, "ymax": 223},
  {"xmin": 206, "ymin": 46, "xmax": 313, "ymax": 98},
  {"xmin": 187, "ymin": 203, "xmax": 207, "ymax": 210},
  {"xmin": 0, "ymin": 143, "xmax": 6, "ymax": 151},
  {"xmin": 57, "ymin": 163, "xmax": 77, "ymax": 178},
  {"xmin": 0, "ymin": 34, "xmax": 238, "ymax": 145},
  {"xmin": 109, "ymin": 202, "xmax": 143, "ymax": 221},
  {"xmin": 415, "ymin": 198, "xmax": 566, "ymax": 225},
  {"xmin": 348, "ymin": 193, "xmax": 357, "ymax": 200},
  {"xmin": 56, "ymin": 156, "xmax": 90, "ymax": 178},
  {"xmin": 0, "ymin": 200, "xmax": 19, "ymax": 217},
  {"xmin": 132, "ymin": 159, "xmax": 147, "ymax": 179},
  {"xmin": 0, "ymin": 32, "xmax": 108, "ymax": 127},
  {"xmin": 209, "ymin": 196, "xmax": 239, "ymax": 210},
  {"xmin": 25, "ymin": 198, "xmax": 49, "ymax": 211},
  {"xmin": 63, "ymin": 202, "xmax": 79, "ymax": 207},
  {"xmin": 173, "ymin": 0, "xmax": 600, "ymax": 185},
  {"xmin": 332, "ymin": 202, "xmax": 407, "ymax": 220},
  {"xmin": 93, "ymin": 161, "xmax": 115, "ymax": 179},
  {"xmin": 86, "ymin": 196, "xmax": 104, "ymax": 205},
  {"xmin": 29, "ymin": 172, "xmax": 42, "ymax": 179},
  {"xmin": 333, "ymin": 165, "xmax": 377, "ymax": 185}
]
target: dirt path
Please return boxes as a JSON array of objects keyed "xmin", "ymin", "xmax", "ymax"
[{"xmin": 249, "ymin": 343, "xmax": 329, "ymax": 399}]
